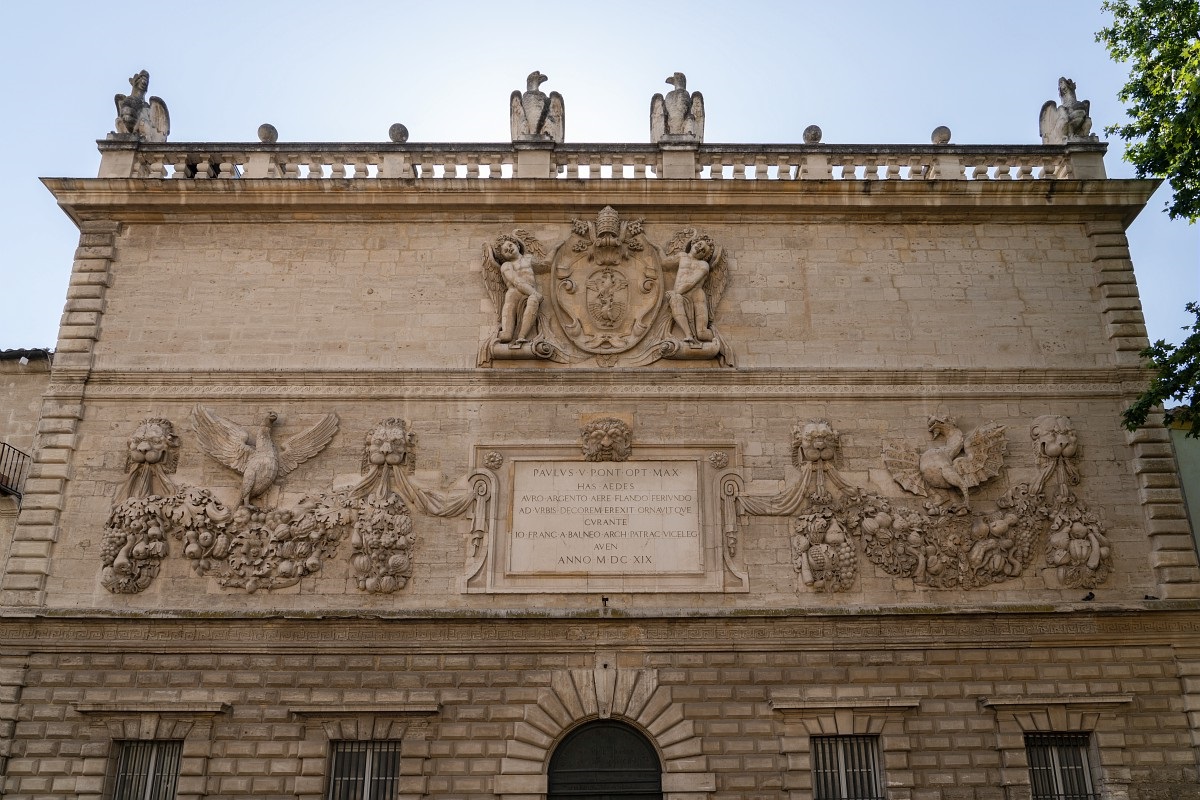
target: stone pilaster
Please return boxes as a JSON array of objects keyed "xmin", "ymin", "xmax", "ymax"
[{"xmin": 1, "ymin": 221, "xmax": 118, "ymax": 606}]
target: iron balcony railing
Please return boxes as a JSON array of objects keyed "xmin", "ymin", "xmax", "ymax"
[{"xmin": 0, "ymin": 442, "xmax": 31, "ymax": 500}]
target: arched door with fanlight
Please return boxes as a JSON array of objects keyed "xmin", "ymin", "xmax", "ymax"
[{"xmin": 547, "ymin": 720, "xmax": 663, "ymax": 800}]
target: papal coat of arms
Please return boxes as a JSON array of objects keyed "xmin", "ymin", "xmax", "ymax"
[
  {"xmin": 554, "ymin": 206, "xmax": 662, "ymax": 354},
  {"xmin": 479, "ymin": 206, "xmax": 733, "ymax": 367}
]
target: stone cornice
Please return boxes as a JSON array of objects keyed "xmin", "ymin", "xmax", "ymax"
[
  {"xmin": 59, "ymin": 366, "xmax": 1150, "ymax": 402},
  {"xmin": 43, "ymin": 176, "xmax": 1159, "ymax": 227},
  {"xmin": 2, "ymin": 606, "xmax": 1199, "ymax": 654}
]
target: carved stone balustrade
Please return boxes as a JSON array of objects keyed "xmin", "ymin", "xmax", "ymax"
[{"xmin": 98, "ymin": 140, "xmax": 1108, "ymax": 181}]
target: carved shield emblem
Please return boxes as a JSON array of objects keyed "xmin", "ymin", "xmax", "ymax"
[{"xmin": 551, "ymin": 208, "xmax": 662, "ymax": 354}]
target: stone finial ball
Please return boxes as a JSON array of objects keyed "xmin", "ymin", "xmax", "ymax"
[
  {"xmin": 931, "ymin": 125, "xmax": 952, "ymax": 145},
  {"xmin": 802, "ymin": 125, "xmax": 822, "ymax": 144},
  {"xmin": 388, "ymin": 123, "xmax": 410, "ymax": 143},
  {"xmin": 257, "ymin": 124, "xmax": 278, "ymax": 144}
]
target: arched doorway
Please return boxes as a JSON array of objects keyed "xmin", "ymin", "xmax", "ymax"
[{"xmin": 547, "ymin": 720, "xmax": 663, "ymax": 800}]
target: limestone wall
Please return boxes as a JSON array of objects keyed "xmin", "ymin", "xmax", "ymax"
[
  {"xmin": 0, "ymin": 352, "xmax": 50, "ymax": 455},
  {"xmin": 2, "ymin": 615, "xmax": 1198, "ymax": 800},
  {"xmin": 90, "ymin": 219, "xmax": 1114, "ymax": 371}
]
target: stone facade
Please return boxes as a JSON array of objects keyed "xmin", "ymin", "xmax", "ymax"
[
  {"xmin": 0, "ymin": 350, "xmax": 50, "ymax": 556},
  {"xmin": 1, "ymin": 74, "xmax": 1198, "ymax": 799}
]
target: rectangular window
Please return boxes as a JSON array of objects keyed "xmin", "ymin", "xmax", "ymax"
[
  {"xmin": 109, "ymin": 740, "xmax": 182, "ymax": 800},
  {"xmin": 811, "ymin": 734, "xmax": 885, "ymax": 800},
  {"xmin": 327, "ymin": 740, "xmax": 402, "ymax": 800},
  {"xmin": 1025, "ymin": 733, "xmax": 1098, "ymax": 800}
]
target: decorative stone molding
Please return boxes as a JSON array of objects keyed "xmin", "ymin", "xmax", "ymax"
[
  {"xmin": 290, "ymin": 703, "xmax": 438, "ymax": 800},
  {"xmin": 479, "ymin": 209, "xmax": 734, "ymax": 367},
  {"xmin": 101, "ymin": 418, "xmax": 183, "ymax": 594},
  {"xmin": 0, "ymin": 660, "xmax": 25, "ymax": 793},
  {"xmin": 580, "ymin": 418, "xmax": 633, "ymax": 462},
  {"xmin": 3, "ymin": 221, "xmax": 121, "ymax": 606},
  {"xmin": 980, "ymin": 695, "xmax": 1133, "ymax": 800},
  {"xmin": 771, "ymin": 695, "xmax": 920, "ymax": 800},
  {"xmin": 347, "ymin": 419, "xmax": 418, "ymax": 593},
  {"xmin": 73, "ymin": 702, "xmax": 228, "ymax": 800},
  {"xmin": 498, "ymin": 660, "xmax": 714, "ymax": 800},
  {"xmin": 1087, "ymin": 222, "xmax": 1151, "ymax": 361},
  {"xmin": 729, "ymin": 413, "xmax": 1122, "ymax": 592}
]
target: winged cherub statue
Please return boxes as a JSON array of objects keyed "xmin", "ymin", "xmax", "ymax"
[
  {"xmin": 191, "ymin": 406, "xmax": 339, "ymax": 508},
  {"xmin": 111, "ymin": 70, "xmax": 170, "ymax": 142},
  {"xmin": 651, "ymin": 72, "xmax": 705, "ymax": 143},
  {"xmin": 482, "ymin": 230, "xmax": 551, "ymax": 347},
  {"xmin": 511, "ymin": 71, "xmax": 565, "ymax": 143},
  {"xmin": 661, "ymin": 230, "xmax": 727, "ymax": 346},
  {"xmin": 883, "ymin": 414, "xmax": 1007, "ymax": 511}
]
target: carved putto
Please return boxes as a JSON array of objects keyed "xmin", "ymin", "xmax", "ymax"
[
  {"xmin": 511, "ymin": 70, "xmax": 565, "ymax": 143},
  {"xmin": 482, "ymin": 230, "xmax": 552, "ymax": 351},
  {"xmin": 581, "ymin": 418, "xmax": 633, "ymax": 462},
  {"xmin": 110, "ymin": 70, "xmax": 170, "ymax": 142},
  {"xmin": 1039, "ymin": 77, "xmax": 1097, "ymax": 145},
  {"xmin": 651, "ymin": 72, "xmax": 705, "ymax": 143},
  {"xmin": 191, "ymin": 406, "xmax": 339, "ymax": 508},
  {"xmin": 883, "ymin": 414, "xmax": 1007, "ymax": 512},
  {"xmin": 660, "ymin": 229, "xmax": 728, "ymax": 353}
]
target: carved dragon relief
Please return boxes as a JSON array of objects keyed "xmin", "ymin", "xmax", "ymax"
[
  {"xmin": 100, "ymin": 412, "xmax": 497, "ymax": 596},
  {"xmin": 479, "ymin": 207, "xmax": 734, "ymax": 368},
  {"xmin": 730, "ymin": 413, "xmax": 1114, "ymax": 593}
]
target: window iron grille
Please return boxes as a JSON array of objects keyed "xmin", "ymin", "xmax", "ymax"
[
  {"xmin": 0, "ymin": 442, "xmax": 30, "ymax": 500},
  {"xmin": 110, "ymin": 740, "xmax": 182, "ymax": 800},
  {"xmin": 811, "ymin": 734, "xmax": 886, "ymax": 800},
  {"xmin": 1025, "ymin": 733, "xmax": 1100, "ymax": 800},
  {"xmin": 327, "ymin": 740, "xmax": 402, "ymax": 800}
]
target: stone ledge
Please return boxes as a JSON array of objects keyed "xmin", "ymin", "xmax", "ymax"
[
  {"xmin": 770, "ymin": 698, "xmax": 922, "ymax": 712},
  {"xmin": 978, "ymin": 694, "xmax": 1133, "ymax": 709},
  {"xmin": 288, "ymin": 703, "xmax": 440, "ymax": 715},
  {"xmin": 73, "ymin": 701, "xmax": 230, "ymax": 714}
]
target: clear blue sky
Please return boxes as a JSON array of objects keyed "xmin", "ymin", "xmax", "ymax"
[{"xmin": 1, "ymin": 0, "xmax": 1195, "ymax": 349}]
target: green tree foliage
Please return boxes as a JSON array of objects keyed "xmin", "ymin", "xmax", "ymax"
[
  {"xmin": 1099, "ymin": 2, "xmax": 1200, "ymax": 436},
  {"xmin": 1122, "ymin": 303, "xmax": 1200, "ymax": 436},
  {"xmin": 1098, "ymin": 0, "xmax": 1200, "ymax": 221}
]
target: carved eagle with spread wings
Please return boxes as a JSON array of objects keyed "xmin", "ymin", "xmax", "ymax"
[
  {"xmin": 510, "ymin": 71, "xmax": 564, "ymax": 143},
  {"xmin": 191, "ymin": 405, "xmax": 339, "ymax": 507},
  {"xmin": 651, "ymin": 72, "xmax": 704, "ymax": 143},
  {"xmin": 883, "ymin": 415, "xmax": 1007, "ymax": 511}
]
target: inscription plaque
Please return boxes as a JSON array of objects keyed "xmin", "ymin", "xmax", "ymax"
[
  {"xmin": 463, "ymin": 443, "xmax": 743, "ymax": 594},
  {"xmin": 510, "ymin": 461, "xmax": 701, "ymax": 575}
]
